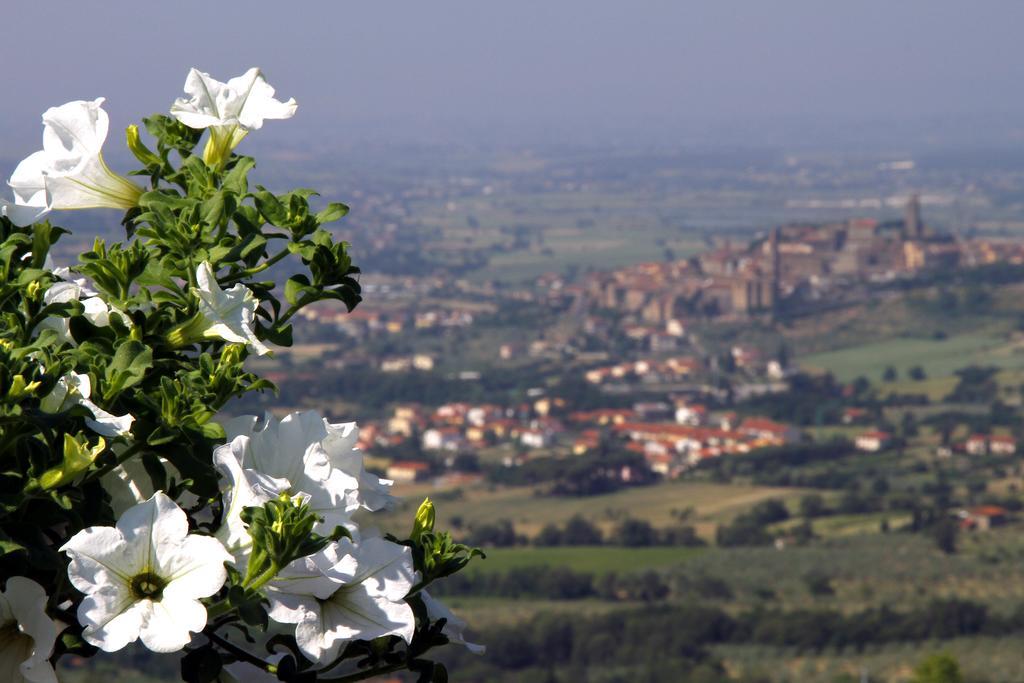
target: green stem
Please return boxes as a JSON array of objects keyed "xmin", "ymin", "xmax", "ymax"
[
  {"xmin": 204, "ymin": 599, "xmax": 235, "ymax": 621},
  {"xmin": 81, "ymin": 440, "xmax": 145, "ymax": 484},
  {"xmin": 205, "ymin": 628, "xmax": 277, "ymax": 675},
  {"xmin": 243, "ymin": 562, "xmax": 280, "ymax": 592},
  {"xmin": 220, "ymin": 249, "xmax": 290, "ymax": 285},
  {"xmin": 276, "ymin": 292, "xmax": 315, "ymax": 327}
]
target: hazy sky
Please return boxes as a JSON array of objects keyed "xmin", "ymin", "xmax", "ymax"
[{"xmin": 4, "ymin": 1, "xmax": 1024, "ymax": 149}]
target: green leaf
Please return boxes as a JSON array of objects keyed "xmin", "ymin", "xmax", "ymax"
[
  {"xmin": 103, "ymin": 341, "xmax": 153, "ymax": 400},
  {"xmin": 200, "ymin": 191, "xmax": 229, "ymax": 228},
  {"xmin": 284, "ymin": 275, "xmax": 311, "ymax": 305},
  {"xmin": 315, "ymin": 202, "xmax": 350, "ymax": 224},
  {"xmin": 222, "ymin": 156, "xmax": 256, "ymax": 194},
  {"xmin": 262, "ymin": 323, "xmax": 293, "ymax": 347},
  {"xmin": 199, "ymin": 421, "xmax": 226, "ymax": 440},
  {"xmin": 0, "ymin": 536, "xmax": 25, "ymax": 557},
  {"xmin": 138, "ymin": 190, "xmax": 193, "ymax": 211},
  {"xmin": 254, "ymin": 191, "xmax": 288, "ymax": 226}
]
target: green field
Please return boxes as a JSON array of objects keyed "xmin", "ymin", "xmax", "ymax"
[
  {"xmin": 720, "ymin": 635, "xmax": 1024, "ymax": 683},
  {"xmin": 410, "ymin": 189, "xmax": 709, "ymax": 284},
  {"xmin": 800, "ymin": 332, "xmax": 1024, "ymax": 383},
  {"xmin": 464, "ymin": 545, "xmax": 706, "ymax": 575},
  {"xmin": 385, "ymin": 480, "xmax": 811, "ymax": 539}
]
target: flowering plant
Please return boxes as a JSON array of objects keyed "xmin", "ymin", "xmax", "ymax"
[{"xmin": 0, "ymin": 68, "xmax": 481, "ymax": 682}]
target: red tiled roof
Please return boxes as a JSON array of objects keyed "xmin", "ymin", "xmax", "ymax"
[{"xmin": 970, "ymin": 505, "xmax": 1008, "ymax": 517}]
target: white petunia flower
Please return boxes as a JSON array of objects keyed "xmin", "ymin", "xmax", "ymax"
[
  {"xmin": 100, "ymin": 453, "xmax": 193, "ymax": 517},
  {"xmin": 190, "ymin": 262, "xmax": 269, "ymax": 356},
  {"xmin": 322, "ymin": 420, "xmax": 395, "ymax": 513},
  {"xmin": 218, "ymin": 411, "xmax": 357, "ymax": 540},
  {"xmin": 9, "ymin": 99, "xmax": 143, "ymax": 211},
  {"xmin": 0, "ymin": 193, "xmax": 50, "ymax": 227},
  {"xmin": 263, "ymin": 549, "xmax": 346, "ymax": 629},
  {"xmin": 212, "ymin": 435, "xmax": 287, "ymax": 565},
  {"xmin": 35, "ymin": 272, "xmax": 130, "ymax": 345},
  {"xmin": 0, "ymin": 577, "xmax": 59, "ymax": 683},
  {"xmin": 39, "ymin": 372, "xmax": 134, "ymax": 437},
  {"xmin": 269, "ymin": 537, "xmax": 418, "ymax": 663},
  {"xmin": 99, "ymin": 457, "xmax": 154, "ymax": 517},
  {"xmin": 60, "ymin": 492, "xmax": 231, "ymax": 653},
  {"xmin": 170, "ymin": 67, "xmax": 297, "ymax": 167},
  {"xmin": 420, "ymin": 590, "xmax": 485, "ymax": 655}
]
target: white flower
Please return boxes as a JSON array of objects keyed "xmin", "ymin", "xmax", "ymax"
[
  {"xmin": 60, "ymin": 492, "xmax": 231, "ymax": 653},
  {"xmin": 420, "ymin": 590, "xmax": 485, "ymax": 655},
  {"xmin": 39, "ymin": 372, "xmax": 134, "ymax": 437},
  {"xmin": 9, "ymin": 99, "xmax": 143, "ymax": 211},
  {"xmin": 170, "ymin": 68, "xmax": 297, "ymax": 167},
  {"xmin": 100, "ymin": 453, "xmax": 194, "ymax": 517},
  {"xmin": 212, "ymin": 435, "xmax": 286, "ymax": 564},
  {"xmin": 0, "ymin": 193, "xmax": 49, "ymax": 227},
  {"xmin": 35, "ymin": 272, "xmax": 130, "ymax": 345},
  {"xmin": 263, "ymin": 549, "xmax": 346, "ymax": 627},
  {"xmin": 100, "ymin": 457, "xmax": 154, "ymax": 517},
  {"xmin": 191, "ymin": 262, "xmax": 269, "ymax": 356},
  {"xmin": 0, "ymin": 577, "xmax": 59, "ymax": 683},
  {"xmin": 321, "ymin": 420, "xmax": 395, "ymax": 512},
  {"xmin": 218, "ymin": 411, "xmax": 357, "ymax": 538},
  {"xmin": 267, "ymin": 537, "xmax": 418, "ymax": 663}
]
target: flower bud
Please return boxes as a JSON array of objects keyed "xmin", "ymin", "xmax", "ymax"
[
  {"xmin": 40, "ymin": 434, "xmax": 106, "ymax": 490},
  {"xmin": 411, "ymin": 497, "xmax": 435, "ymax": 543},
  {"xmin": 7, "ymin": 374, "xmax": 41, "ymax": 399},
  {"xmin": 126, "ymin": 125, "xmax": 162, "ymax": 168}
]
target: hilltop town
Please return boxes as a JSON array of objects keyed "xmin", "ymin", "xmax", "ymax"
[{"xmin": 237, "ymin": 194, "xmax": 1024, "ymax": 501}]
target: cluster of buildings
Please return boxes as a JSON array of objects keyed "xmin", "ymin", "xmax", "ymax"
[
  {"xmin": 574, "ymin": 196, "xmax": 1024, "ymax": 326},
  {"xmin": 297, "ymin": 298, "xmax": 487, "ymax": 340},
  {"xmin": 584, "ymin": 356, "xmax": 702, "ymax": 385},
  {"xmin": 854, "ymin": 430, "xmax": 1018, "ymax": 456},
  {"xmin": 606, "ymin": 415, "xmax": 801, "ymax": 478},
  {"xmin": 347, "ymin": 392, "xmax": 805, "ymax": 485}
]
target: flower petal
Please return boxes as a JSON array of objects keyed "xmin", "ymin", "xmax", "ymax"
[
  {"xmin": 421, "ymin": 590, "xmax": 485, "ymax": 654},
  {"xmin": 60, "ymin": 527, "xmax": 137, "ymax": 594},
  {"xmin": 323, "ymin": 420, "xmax": 394, "ymax": 512},
  {"xmin": 160, "ymin": 535, "xmax": 230, "ymax": 600},
  {"xmin": 194, "ymin": 262, "xmax": 269, "ymax": 355},
  {"xmin": 8, "ymin": 151, "xmax": 50, "ymax": 209},
  {"xmin": 302, "ymin": 584, "xmax": 415, "ymax": 662},
  {"xmin": 214, "ymin": 436, "xmax": 285, "ymax": 561},
  {"xmin": 328, "ymin": 537, "xmax": 418, "ymax": 599},
  {"xmin": 226, "ymin": 68, "xmax": 297, "ymax": 130},
  {"xmin": 171, "ymin": 67, "xmax": 296, "ymax": 132},
  {"xmin": 99, "ymin": 463, "xmax": 151, "ymax": 517},
  {"xmin": 40, "ymin": 98, "xmax": 108, "ymax": 161},
  {"xmin": 81, "ymin": 398, "xmax": 134, "ymax": 437},
  {"xmin": 137, "ymin": 598, "xmax": 202, "ymax": 653},
  {"xmin": 41, "ymin": 154, "xmax": 143, "ymax": 211},
  {"xmin": 115, "ymin": 492, "xmax": 188, "ymax": 566},
  {"xmin": 2, "ymin": 577, "xmax": 59, "ymax": 683},
  {"xmin": 266, "ymin": 553, "xmax": 344, "ymax": 627},
  {"xmin": 170, "ymin": 69, "xmax": 229, "ymax": 129},
  {"xmin": 0, "ymin": 198, "xmax": 49, "ymax": 227},
  {"xmin": 78, "ymin": 587, "xmax": 144, "ymax": 652}
]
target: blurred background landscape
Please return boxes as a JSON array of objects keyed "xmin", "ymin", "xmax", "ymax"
[{"xmin": 10, "ymin": 2, "xmax": 1024, "ymax": 681}]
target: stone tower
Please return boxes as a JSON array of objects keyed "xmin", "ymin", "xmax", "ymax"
[{"xmin": 904, "ymin": 193, "xmax": 922, "ymax": 238}]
